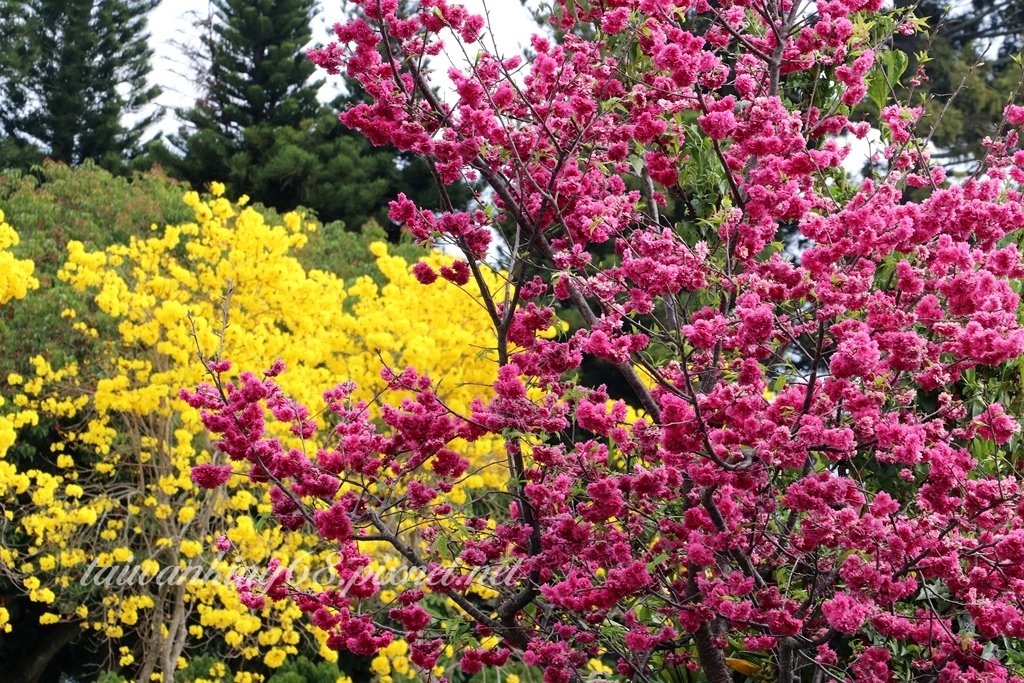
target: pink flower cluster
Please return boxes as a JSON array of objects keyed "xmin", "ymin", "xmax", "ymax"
[{"xmin": 184, "ymin": 0, "xmax": 1024, "ymax": 681}]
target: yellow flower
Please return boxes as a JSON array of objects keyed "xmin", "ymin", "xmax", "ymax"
[
  {"xmin": 210, "ymin": 181, "xmax": 226, "ymax": 197},
  {"xmin": 0, "ymin": 210, "xmax": 38, "ymax": 304},
  {"xmin": 371, "ymin": 655, "xmax": 391, "ymax": 675},
  {"xmin": 283, "ymin": 212, "xmax": 302, "ymax": 232},
  {"xmin": 4, "ymin": 186, "xmax": 510, "ymax": 670},
  {"xmin": 263, "ymin": 647, "xmax": 287, "ymax": 668},
  {"xmin": 179, "ymin": 539, "xmax": 203, "ymax": 558},
  {"xmin": 111, "ymin": 547, "xmax": 133, "ymax": 563}
]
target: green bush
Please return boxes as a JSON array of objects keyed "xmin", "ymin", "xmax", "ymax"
[{"xmin": 0, "ymin": 161, "xmax": 193, "ymax": 376}]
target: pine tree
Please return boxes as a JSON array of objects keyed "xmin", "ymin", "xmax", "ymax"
[
  {"xmin": 0, "ymin": 0, "xmax": 161, "ymax": 171},
  {"xmin": 204, "ymin": 0, "xmax": 322, "ymax": 132},
  {"xmin": 165, "ymin": 0, "xmax": 321, "ymax": 207},
  {"xmin": 886, "ymin": 0, "xmax": 1024, "ymax": 166},
  {"xmin": 164, "ymin": 0, "xmax": 466, "ymax": 231}
]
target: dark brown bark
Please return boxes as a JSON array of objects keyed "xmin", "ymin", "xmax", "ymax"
[{"xmin": 9, "ymin": 621, "xmax": 80, "ymax": 683}]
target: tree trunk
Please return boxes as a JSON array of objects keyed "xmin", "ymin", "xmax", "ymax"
[{"xmin": 10, "ymin": 621, "xmax": 80, "ymax": 683}]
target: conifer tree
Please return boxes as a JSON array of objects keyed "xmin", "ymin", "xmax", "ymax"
[
  {"xmin": 198, "ymin": 0, "xmax": 322, "ymax": 135},
  {"xmin": 887, "ymin": 0, "xmax": 1024, "ymax": 166},
  {"xmin": 165, "ymin": 0, "xmax": 461, "ymax": 230},
  {"xmin": 0, "ymin": 0, "xmax": 160, "ymax": 171}
]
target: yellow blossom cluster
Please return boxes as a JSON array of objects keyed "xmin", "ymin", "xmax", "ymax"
[
  {"xmin": 0, "ymin": 188, "xmax": 511, "ymax": 680},
  {"xmin": 0, "ymin": 208, "xmax": 37, "ymax": 309},
  {"xmin": 0, "ymin": 208, "xmax": 38, "ymax": 459}
]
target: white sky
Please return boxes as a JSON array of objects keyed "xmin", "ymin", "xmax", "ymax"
[{"xmin": 146, "ymin": 0, "xmax": 213, "ymax": 136}]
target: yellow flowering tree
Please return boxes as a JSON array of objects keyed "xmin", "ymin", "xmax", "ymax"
[
  {"xmin": 0, "ymin": 186, "xmax": 506, "ymax": 682},
  {"xmin": 0, "ymin": 206, "xmax": 38, "ymax": 649},
  {"xmin": 0, "ymin": 206, "xmax": 38, "ymax": 460}
]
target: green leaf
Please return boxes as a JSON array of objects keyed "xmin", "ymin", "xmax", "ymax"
[
  {"xmin": 254, "ymin": 511, "xmax": 273, "ymax": 532},
  {"xmin": 867, "ymin": 67, "xmax": 888, "ymax": 111},
  {"xmin": 648, "ymin": 552, "xmax": 669, "ymax": 568},
  {"xmin": 885, "ymin": 50, "xmax": 909, "ymax": 85},
  {"xmin": 629, "ymin": 154, "xmax": 645, "ymax": 176}
]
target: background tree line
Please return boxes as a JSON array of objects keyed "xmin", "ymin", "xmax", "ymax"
[
  {"xmin": 2, "ymin": 0, "xmax": 1020, "ymax": 223},
  {"xmin": 0, "ymin": 0, "xmax": 456, "ymax": 232}
]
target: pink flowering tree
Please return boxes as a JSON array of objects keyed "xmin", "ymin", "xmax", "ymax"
[{"xmin": 183, "ymin": 0, "xmax": 1024, "ymax": 681}]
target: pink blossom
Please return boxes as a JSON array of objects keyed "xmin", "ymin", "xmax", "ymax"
[
  {"xmin": 191, "ymin": 464, "xmax": 232, "ymax": 489},
  {"xmin": 412, "ymin": 262, "xmax": 438, "ymax": 284},
  {"xmin": 1004, "ymin": 104, "xmax": 1024, "ymax": 125},
  {"xmin": 601, "ymin": 7, "xmax": 630, "ymax": 34},
  {"xmin": 178, "ymin": 1, "xmax": 1024, "ymax": 679},
  {"xmin": 822, "ymin": 592, "xmax": 871, "ymax": 634}
]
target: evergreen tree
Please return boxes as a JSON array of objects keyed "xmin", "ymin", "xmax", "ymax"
[
  {"xmin": 0, "ymin": 0, "xmax": 160, "ymax": 171},
  {"xmin": 164, "ymin": 0, "xmax": 463, "ymax": 231},
  {"xmin": 886, "ymin": 0, "xmax": 1024, "ymax": 166},
  {"xmin": 196, "ymin": 0, "xmax": 322, "ymax": 136},
  {"xmin": 165, "ymin": 0, "xmax": 321, "ymax": 209}
]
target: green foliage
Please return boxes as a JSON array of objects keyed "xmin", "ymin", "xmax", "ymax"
[
  {"xmin": 0, "ymin": 0, "xmax": 161, "ymax": 172},
  {"xmin": 294, "ymin": 216, "xmax": 426, "ymax": 283},
  {"xmin": 0, "ymin": 161, "xmax": 191, "ymax": 377},
  {"xmin": 161, "ymin": 0, "xmax": 323, "ymax": 216},
  {"xmin": 199, "ymin": 0, "xmax": 322, "ymax": 132},
  {"xmin": 171, "ymin": 654, "xmax": 348, "ymax": 683},
  {"xmin": 97, "ymin": 673, "xmax": 129, "ymax": 683},
  {"xmin": 918, "ymin": 41, "xmax": 1021, "ymax": 162},
  {"xmin": 866, "ymin": 50, "xmax": 910, "ymax": 112},
  {"xmin": 160, "ymin": 0, "xmax": 465, "ymax": 229},
  {"xmin": 0, "ymin": 161, "xmax": 192, "ymax": 258},
  {"xmin": 168, "ymin": 104, "xmax": 453, "ymax": 230},
  {"xmin": 888, "ymin": 0, "xmax": 1024, "ymax": 166},
  {"xmin": 266, "ymin": 656, "xmax": 345, "ymax": 683},
  {"xmin": 172, "ymin": 654, "xmax": 221, "ymax": 683}
]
